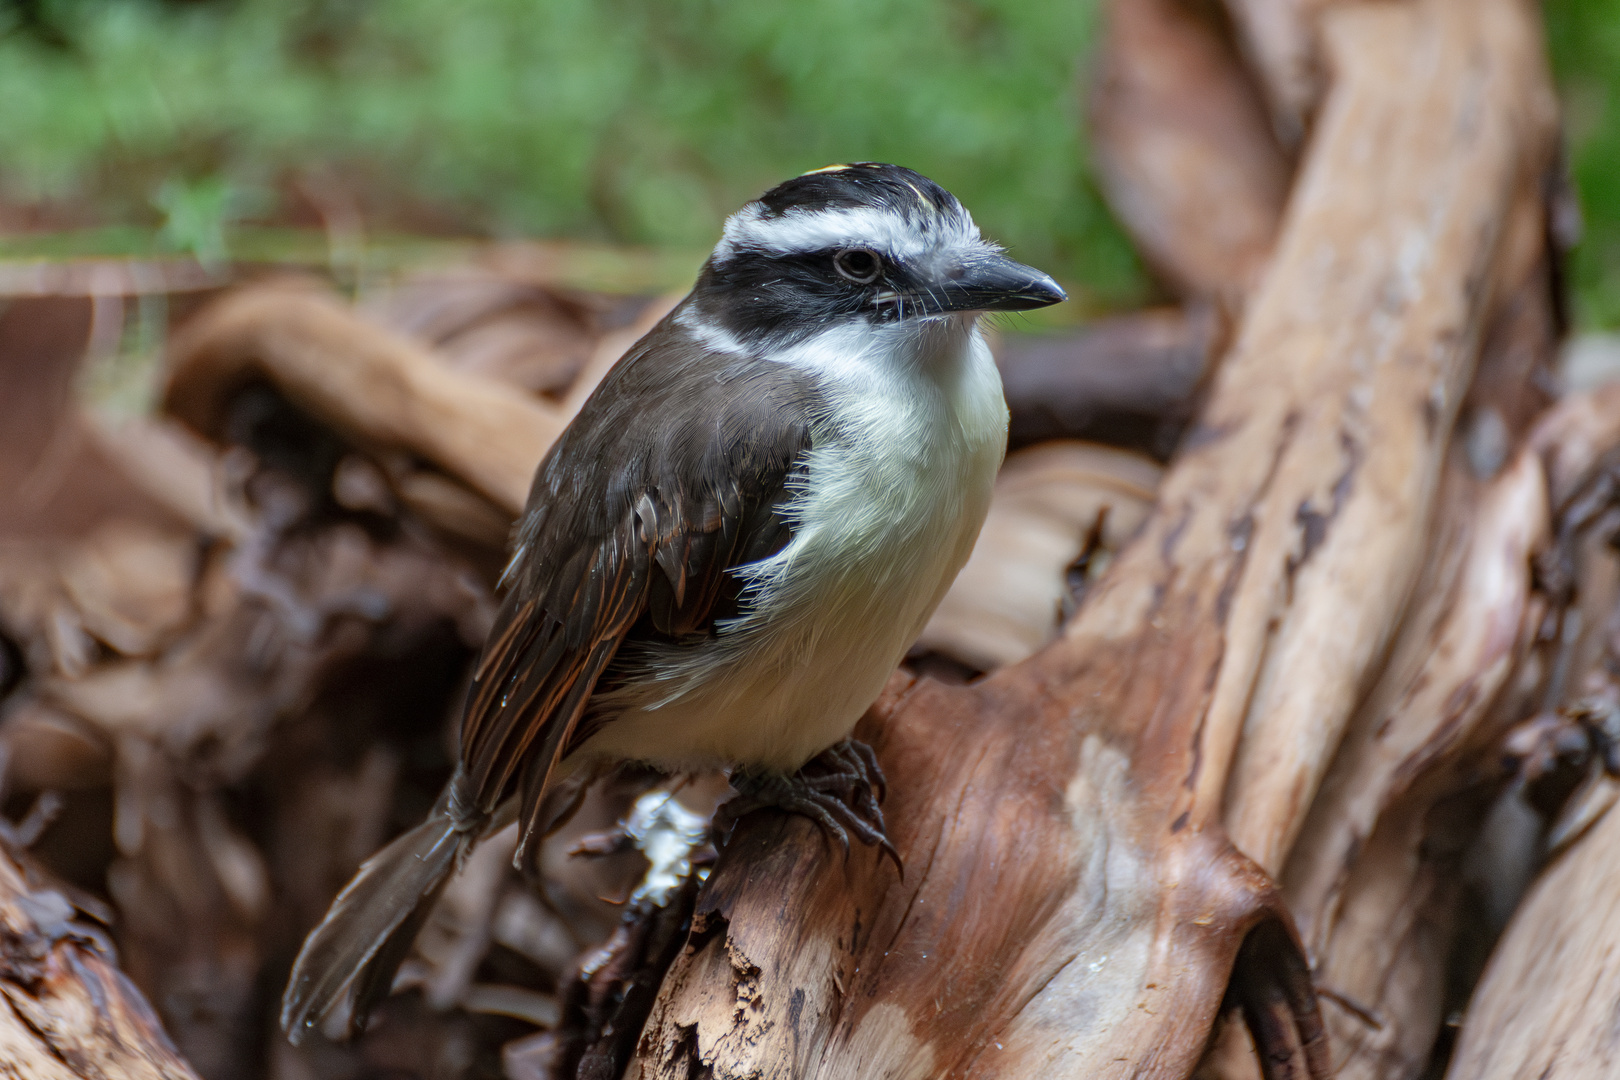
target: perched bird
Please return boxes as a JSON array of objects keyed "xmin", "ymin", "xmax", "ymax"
[{"xmin": 281, "ymin": 162, "xmax": 1065, "ymax": 1042}]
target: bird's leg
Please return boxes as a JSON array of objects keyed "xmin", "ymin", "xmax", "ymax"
[{"xmin": 717, "ymin": 739, "xmax": 902, "ymax": 874}]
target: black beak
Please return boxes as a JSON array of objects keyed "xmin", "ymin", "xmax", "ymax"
[{"xmin": 916, "ymin": 252, "xmax": 1067, "ymax": 314}]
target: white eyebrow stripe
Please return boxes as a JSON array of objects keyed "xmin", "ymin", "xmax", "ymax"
[{"xmin": 714, "ymin": 204, "xmax": 979, "ymax": 263}]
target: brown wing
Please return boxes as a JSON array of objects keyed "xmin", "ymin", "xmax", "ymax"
[{"xmin": 456, "ymin": 309, "xmax": 818, "ymax": 856}]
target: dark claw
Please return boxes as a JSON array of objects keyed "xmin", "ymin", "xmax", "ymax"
[
  {"xmin": 845, "ymin": 740, "xmax": 888, "ymax": 801},
  {"xmin": 803, "ymin": 770, "xmax": 862, "ymax": 793},
  {"xmin": 718, "ymin": 738, "xmax": 903, "ymax": 877},
  {"xmin": 783, "ymin": 795, "xmax": 854, "ymax": 857}
]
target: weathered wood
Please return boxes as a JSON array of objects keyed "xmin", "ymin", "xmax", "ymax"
[
  {"xmin": 1236, "ymin": 161, "xmax": 1568, "ymax": 1080},
  {"xmin": 1089, "ymin": 0, "xmax": 1291, "ymax": 302},
  {"xmin": 359, "ymin": 269, "xmax": 605, "ymax": 396},
  {"xmin": 1275, "ymin": 451, "xmax": 1548, "ymax": 1080},
  {"xmin": 0, "ymin": 353, "xmax": 504, "ymax": 1072},
  {"xmin": 622, "ymin": 0, "xmax": 1547, "ymax": 1075},
  {"xmin": 1202, "ymin": 33, "xmax": 1563, "ymax": 1079},
  {"xmin": 1218, "ymin": 0, "xmax": 1333, "ymax": 145},
  {"xmin": 1433, "ymin": 384, "xmax": 1620, "ymax": 1080},
  {"xmin": 0, "ymin": 841, "xmax": 200, "ymax": 1079},
  {"xmin": 0, "ymin": 298, "xmax": 189, "ymax": 542},
  {"xmin": 997, "ymin": 305, "xmax": 1219, "ymax": 458},
  {"xmin": 163, "ymin": 283, "xmax": 679, "ymax": 562},
  {"xmin": 1445, "ymin": 757, "xmax": 1620, "ymax": 1080},
  {"xmin": 164, "ymin": 280, "xmax": 566, "ymax": 516},
  {"xmin": 1215, "ymin": 0, "xmax": 1557, "ymax": 877}
]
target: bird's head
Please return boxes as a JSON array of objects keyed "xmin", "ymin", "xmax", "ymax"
[{"xmin": 685, "ymin": 163, "xmax": 1066, "ymax": 352}]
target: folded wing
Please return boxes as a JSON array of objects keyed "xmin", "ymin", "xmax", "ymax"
[{"xmin": 456, "ymin": 313, "xmax": 820, "ymax": 867}]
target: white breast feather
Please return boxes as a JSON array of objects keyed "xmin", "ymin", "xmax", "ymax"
[{"xmin": 577, "ymin": 316, "xmax": 1007, "ymax": 773}]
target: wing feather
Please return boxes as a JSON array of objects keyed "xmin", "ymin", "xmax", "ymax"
[{"xmin": 454, "ymin": 312, "xmax": 819, "ymax": 848}]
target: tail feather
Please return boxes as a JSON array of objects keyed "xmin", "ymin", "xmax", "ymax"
[{"xmin": 280, "ymin": 803, "xmax": 470, "ymax": 1045}]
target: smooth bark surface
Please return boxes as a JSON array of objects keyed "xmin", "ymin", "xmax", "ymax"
[
  {"xmin": 164, "ymin": 281, "xmax": 567, "ymax": 517},
  {"xmin": 1090, "ymin": 0, "xmax": 1291, "ymax": 303},
  {"xmin": 1445, "ymin": 772, "xmax": 1620, "ymax": 1080},
  {"xmin": 1219, "ymin": 0, "xmax": 1333, "ymax": 143}
]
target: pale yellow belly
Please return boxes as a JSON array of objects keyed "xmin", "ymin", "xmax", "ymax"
[{"xmin": 573, "ymin": 508, "xmax": 981, "ymax": 773}]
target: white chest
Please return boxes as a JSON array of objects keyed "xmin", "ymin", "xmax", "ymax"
[{"xmin": 739, "ymin": 321, "xmax": 1007, "ymax": 637}]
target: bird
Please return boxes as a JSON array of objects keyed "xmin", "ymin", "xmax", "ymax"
[{"xmin": 280, "ymin": 162, "xmax": 1065, "ymax": 1043}]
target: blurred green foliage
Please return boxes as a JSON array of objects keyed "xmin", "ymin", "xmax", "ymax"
[
  {"xmin": 4, "ymin": 1, "xmax": 1620, "ymax": 326},
  {"xmin": 0, "ymin": 0, "xmax": 1144, "ymax": 311},
  {"xmin": 1546, "ymin": 0, "xmax": 1620, "ymax": 329}
]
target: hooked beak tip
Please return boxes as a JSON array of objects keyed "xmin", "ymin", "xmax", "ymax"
[{"xmin": 1029, "ymin": 272, "xmax": 1067, "ymax": 307}]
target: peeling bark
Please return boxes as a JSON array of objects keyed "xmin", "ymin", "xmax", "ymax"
[
  {"xmin": 1215, "ymin": 0, "xmax": 1557, "ymax": 877},
  {"xmin": 0, "ymin": 841, "xmax": 198, "ymax": 1080},
  {"xmin": 1434, "ymin": 388, "xmax": 1620, "ymax": 1080}
]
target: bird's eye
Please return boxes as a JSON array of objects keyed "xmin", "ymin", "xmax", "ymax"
[{"xmin": 833, "ymin": 248, "xmax": 882, "ymax": 284}]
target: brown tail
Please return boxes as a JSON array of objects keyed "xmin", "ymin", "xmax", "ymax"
[{"xmin": 280, "ymin": 778, "xmax": 485, "ymax": 1045}]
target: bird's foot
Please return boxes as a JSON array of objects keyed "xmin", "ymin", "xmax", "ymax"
[{"xmin": 717, "ymin": 739, "xmax": 902, "ymax": 875}]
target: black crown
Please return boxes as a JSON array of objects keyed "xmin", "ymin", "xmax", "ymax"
[{"xmin": 756, "ymin": 163, "xmax": 962, "ymax": 222}]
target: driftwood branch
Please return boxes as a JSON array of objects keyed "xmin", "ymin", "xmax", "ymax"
[
  {"xmin": 1446, "ymin": 766, "xmax": 1620, "ymax": 1079},
  {"xmin": 1090, "ymin": 0, "xmax": 1290, "ymax": 304},
  {"xmin": 0, "ymin": 841, "xmax": 199, "ymax": 1079},
  {"xmin": 164, "ymin": 280, "xmax": 568, "ymax": 517},
  {"xmin": 1429, "ymin": 384, "xmax": 1620, "ymax": 1080},
  {"xmin": 1218, "ymin": 0, "xmax": 1331, "ymax": 145},
  {"xmin": 1214, "ymin": 0, "xmax": 1557, "ymax": 876},
  {"xmin": 617, "ymin": 0, "xmax": 1556, "ymax": 1076}
]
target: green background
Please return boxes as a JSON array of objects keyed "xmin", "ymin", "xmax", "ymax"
[{"xmin": 2, "ymin": 0, "xmax": 1617, "ymax": 325}]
